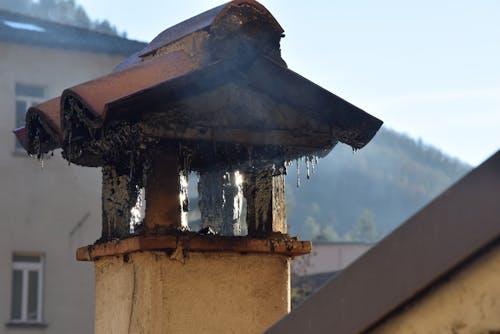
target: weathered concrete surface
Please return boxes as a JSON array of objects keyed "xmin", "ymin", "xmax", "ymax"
[
  {"xmin": 94, "ymin": 251, "xmax": 290, "ymax": 334},
  {"xmin": 372, "ymin": 243, "xmax": 500, "ymax": 334}
]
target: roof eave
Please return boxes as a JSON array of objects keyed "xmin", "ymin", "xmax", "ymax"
[{"xmin": 265, "ymin": 149, "xmax": 500, "ymax": 334}]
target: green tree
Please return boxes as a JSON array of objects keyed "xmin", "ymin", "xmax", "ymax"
[
  {"xmin": 304, "ymin": 216, "xmax": 341, "ymax": 242},
  {"xmin": 350, "ymin": 208, "xmax": 378, "ymax": 242},
  {"xmin": 0, "ymin": 0, "xmax": 32, "ymax": 13}
]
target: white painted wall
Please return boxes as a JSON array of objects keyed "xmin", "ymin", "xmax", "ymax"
[
  {"xmin": 293, "ymin": 242, "xmax": 373, "ymax": 276},
  {"xmin": 0, "ymin": 41, "xmax": 124, "ymax": 334}
]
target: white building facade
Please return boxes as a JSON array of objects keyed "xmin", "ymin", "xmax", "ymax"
[{"xmin": 0, "ymin": 10, "xmax": 144, "ymax": 333}]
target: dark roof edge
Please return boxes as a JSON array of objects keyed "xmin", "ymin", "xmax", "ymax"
[
  {"xmin": 265, "ymin": 149, "xmax": 500, "ymax": 334},
  {"xmin": 0, "ymin": 8, "xmax": 142, "ymax": 42},
  {"xmin": 0, "ymin": 8, "xmax": 146, "ymax": 56},
  {"xmin": 0, "ymin": 37, "xmax": 144, "ymax": 57}
]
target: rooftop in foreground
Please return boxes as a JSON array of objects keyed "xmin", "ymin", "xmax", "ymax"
[{"xmin": 266, "ymin": 149, "xmax": 500, "ymax": 333}]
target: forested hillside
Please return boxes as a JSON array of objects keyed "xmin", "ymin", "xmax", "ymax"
[{"xmin": 285, "ymin": 126, "xmax": 471, "ymax": 242}]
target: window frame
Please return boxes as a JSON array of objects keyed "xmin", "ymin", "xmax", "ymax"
[{"xmin": 10, "ymin": 254, "xmax": 44, "ymax": 324}]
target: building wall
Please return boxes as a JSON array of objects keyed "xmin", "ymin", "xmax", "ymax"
[
  {"xmin": 94, "ymin": 252, "xmax": 290, "ymax": 334},
  {"xmin": 372, "ymin": 242, "xmax": 500, "ymax": 334},
  {"xmin": 0, "ymin": 41, "xmax": 124, "ymax": 333},
  {"xmin": 293, "ymin": 242, "xmax": 372, "ymax": 276}
]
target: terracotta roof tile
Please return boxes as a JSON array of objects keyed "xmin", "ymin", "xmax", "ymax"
[
  {"xmin": 62, "ymin": 50, "xmax": 198, "ymax": 127},
  {"xmin": 15, "ymin": 0, "xmax": 382, "ymax": 162},
  {"xmin": 106, "ymin": 56, "xmax": 381, "ymax": 150},
  {"xmin": 136, "ymin": 0, "xmax": 283, "ymax": 59},
  {"xmin": 17, "ymin": 51, "xmax": 199, "ymax": 154},
  {"xmin": 24, "ymin": 97, "xmax": 62, "ymax": 154},
  {"xmin": 26, "ymin": 97, "xmax": 61, "ymax": 137}
]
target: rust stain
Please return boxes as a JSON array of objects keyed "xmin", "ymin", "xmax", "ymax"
[{"xmin": 76, "ymin": 234, "xmax": 311, "ymax": 261}]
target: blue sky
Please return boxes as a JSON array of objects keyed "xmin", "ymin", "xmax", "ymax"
[{"xmin": 78, "ymin": 0, "xmax": 500, "ymax": 166}]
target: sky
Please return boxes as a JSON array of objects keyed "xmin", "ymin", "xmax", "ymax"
[{"xmin": 77, "ymin": 0, "xmax": 500, "ymax": 166}]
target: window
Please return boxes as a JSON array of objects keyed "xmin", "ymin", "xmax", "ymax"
[
  {"xmin": 15, "ymin": 83, "xmax": 45, "ymax": 149},
  {"xmin": 10, "ymin": 254, "xmax": 44, "ymax": 323}
]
